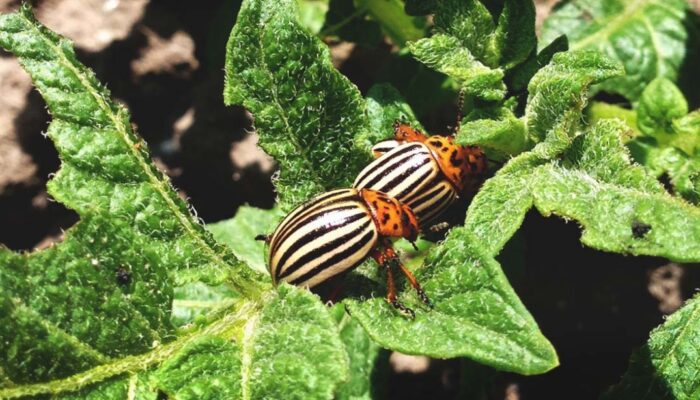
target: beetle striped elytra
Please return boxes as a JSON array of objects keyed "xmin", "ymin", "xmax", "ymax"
[
  {"xmin": 266, "ymin": 187, "xmax": 430, "ymax": 316},
  {"xmin": 353, "ymin": 121, "xmax": 487, "ymax": 227}
]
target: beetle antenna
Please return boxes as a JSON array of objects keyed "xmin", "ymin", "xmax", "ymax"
[{"xmin": 453, "ymin": 88, "xmax": 466, "ymax": 135}]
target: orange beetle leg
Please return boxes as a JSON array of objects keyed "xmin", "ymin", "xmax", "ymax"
[
  {"xmin": 372, "ymin": 239, "xmax": 434, "ymax": 317},
  {"xmin": 372, "ymin": 244, "xmax": 415, "ymax": 318},
  {"xmin": 380, "ymin": 243, "xmax": 433, "ymax": 309},
  {"xmin": 393, "ymin": 120, "xmax": 429, "ymax": 143}
]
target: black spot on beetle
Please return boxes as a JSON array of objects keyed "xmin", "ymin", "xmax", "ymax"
[
  {"xmin": 441, "ymin": 147, "xmax": 449, "ymax": 152},
  {"xmin": 429, "ymin": 140, "xmax": 443, "ymax": 147},
  {"xmin": 393, "ymin": 223, "xmax": 399, "ymax": 230},
  {"xmin": 382, "ymin": 213, "xmax": 391, "ymax": 224},
  {"xmin": 631, "ymin": 220, "xmax": 652, "ymax": 238},
  {"xmin": 116, "ymin": 267, "xmax": 131, "ymax": 285},
  {"xmin": 449, "ymin": 150, "xmax": 462, "ymax": 167}
]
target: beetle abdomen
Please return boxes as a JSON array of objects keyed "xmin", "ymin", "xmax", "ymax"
[
  {"xmin": 354, "ymin": 142, "xmax": 456, "ymax": 225},
  {"xmin": 269, "ymin": 189, "xmax": 378, "ymax": 288}
]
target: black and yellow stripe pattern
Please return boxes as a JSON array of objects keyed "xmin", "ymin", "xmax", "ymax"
[
  {"xmin": 269, "ymin": 188, "xmax": 378, "ymax": 288},
  {"xmin": 353, "ymin": 142, "xmax": 457, "ymax": 226}
]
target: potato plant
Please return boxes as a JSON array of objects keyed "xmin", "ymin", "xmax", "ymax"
[{"xmin": 1, "ymin": 0, "xmax": 699, "ymax": 398}]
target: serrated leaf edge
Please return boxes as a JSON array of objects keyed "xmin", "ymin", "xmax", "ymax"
[{"xmin": 3, "ymin": 6, "xmax": 265, "ymax": 297}]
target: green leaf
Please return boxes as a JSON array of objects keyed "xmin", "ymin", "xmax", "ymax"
[
  {"xmin": 526, "ymin": 51, "xmax": 624, "ymax": 143},
  {"xmin": 244, "ymin": 286, "xmax": 348, "ymax": 399},
  {"xmin": 320, "ymin": 0, "xmax": 382, "ymax": 47},
  {"xmin": 432, "ymin": 0, "xmax": 497, "ymax": 65},
  {"xmin": 456, "ymin": 107, "xmax": 528, "ymax": 157},
  {"xmin": 461, "ymin": 114, "xmax": 579, "ymax": 258},
  {"xmin": 463, "ymin": 167, "xmax": 534, "ymax": 257},
  {"xmin": 375, "ymin": 50, "xmax": 456, "ymax": 118},
  {"xmin": 171, "ymin": 282, "xmax": 238, "ymax": 328},
  {"xmin": 587, "ymin": 101, "xmax": 640, "ymax": 138},
  {"xmin": 0, "ymin": 6, "xmax": 351, "ymax": 399},
  {"xmin": 345, "ymin": 230, "xmax": 558, "ymax": 375},
  {"xmin": 593, "ymin": 78, "xmax": 700, "ymax": 203},
  {"xmin": 208, "ymin": 206, "xmax": 284, "ymax": 274},
  {"xmin": 531, "ymin": 120, "xmax": 700, "ymax": 262},
  {"xmin": 332, "ymin": 305, "xmax": 385, "ymax": 400},
  {"xmin": 628, "ymin": 142, "xmax": 700, "ymax": 204},
  {"xmin": 357, "ymin": 83, "xmax": 425, "ymax": 156},
  {"xmin": 603, "ymin": 294, "xmax": 700, "ymax": 400},
  {"xmin": 637, "ymin": 77, "xmax": 688, "ymax": 137},
  {"xmin": 0, "ymin": 4, "xmax": 263, "ymax": 388},
  {"xmin": 540, "ymin": 0, "xmax": 695, "ymax": 101},
  {"xmin": 1, "ymin": 286, "xmax": 349, "ymax": 399},
  {"xmin": 224, "ymin": 0, "xmax": 372, "ymax": 210},
  {"xmin": 408, "ymin": 34, "xmax": 506, "ymax": 101},
  {"xmin": 297, "ymin": 0, "xmax": 329, "ymax": 34},
  {"xmin": 492, "ymin": 0, "xmax": 536, "ymax": 70},
  {"xmin": 356, "ymin": 0, "xmax": 427, "ymax": 46},
  {"xmin": 506, "ymin": 34, "xmax": 569, "ymax": 95},
  {"xmin": 153, "ymin": 336, "xmax": 243, "ymax": 399}
]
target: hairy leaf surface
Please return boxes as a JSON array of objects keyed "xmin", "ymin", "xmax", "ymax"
[
  {"xmin": 0, "ymin": 5, "xmax": 261, "ymax": 389},
  {"xmin": 408, "ymin": 34, "xmax": 505, "ymax": 101},
  {"xmin": 594, "ymin": 78, "xmax": 700, "ymax": 203},
  {"xmin": 332, "ymin": 305, "xmax": 385, "ymax": 400},
  {"xmin": 345, "ymin": 230, "xmax": 558, "ymax": 375},
  {"xmin": 526, "ymin": 51, "xmax": 623, "ymax": 143},
  {"xmin": 456, "ymin": 107, "xmax": 528, "ymax": 157},
  {"xmin": 357, "ymin": 83, "xmax": 425, "ymax": 156},
  {"xmin": 492, "ymin": 0, "xmax": 536, "ymax": 70},
  {"xmin": 532, "ymin": 120, "xmax": 700, "ymax": 262},
  {"xmin": 604, "ymin": 294, "xmax": 700, "ymax": 400},
  {"xmin": 225, "ymin": 0, "xmax": 372, "ymax": 210},
  {"xmin": 0, "ymin": 6, "xmax": 349, "ymax": 399}
]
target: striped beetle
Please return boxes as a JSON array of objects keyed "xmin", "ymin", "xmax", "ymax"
[
  {"xmin": 354, "ymin": 121, "xmax": 487, "ymax": 227},
  {"xmin": 263, "ymin": 187, "xmax": 432, "ymax": 317}
]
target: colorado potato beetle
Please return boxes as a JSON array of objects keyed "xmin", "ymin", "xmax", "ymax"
[
  {"xmin": 353, "ymin": 121, "xmax": 487, "ymax": 227},
  {"xmin": 264, "ymin": 187, "xmax": 431, "ymax": 317}
]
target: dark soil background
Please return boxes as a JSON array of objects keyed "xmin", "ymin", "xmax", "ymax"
[{"xmin": 1, "ymin": 0, "xmax": 698, "ymax": 399}]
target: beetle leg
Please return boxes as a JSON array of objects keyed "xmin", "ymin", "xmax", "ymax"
[
  {"xmin": 396, "ymin": 259, "xmax": 433, "ymax": 309},
  {"xmin": 386, "ymin": 264, "xmax": 415, "ymax": 319},
  {"xmin": 380, "ymin": 242, "xmax": 433, "ymax": 309},
  {"xmin": 372, "ymin": 246, "xmax": 415, "ymax": 318}
]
